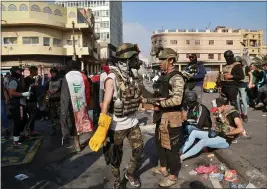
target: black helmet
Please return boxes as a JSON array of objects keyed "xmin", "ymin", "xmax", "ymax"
[
  {"xmin": 50, "ymin": 67, "xmax": 58, "ymax": 73},
  {"xmin": 224, "ymin": 50, "xmax": 234, "ymax": 58},
  {"xmin": 186, "ymin": 91, "xmax": 198, "ymax": 102}
]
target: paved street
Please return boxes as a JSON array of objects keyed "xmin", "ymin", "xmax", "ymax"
[
  {"xmin": 202, "ymin": 92, "xmax": 267, "ymax": 176},
  {"xmin": 2, "ymin": 91, "xmax": 266, "ymax": 188}
]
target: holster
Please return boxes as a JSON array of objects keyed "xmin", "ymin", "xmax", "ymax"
[{"xmin": 159, "ymin": 111, "xmax": 183, "ymax": 150}]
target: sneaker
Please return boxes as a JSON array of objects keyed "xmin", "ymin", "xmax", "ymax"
[
  {"xmin": 158, "ymin": 177, "xmax": 177, "ymax": 187},
  {"xmin": 113, "ymin": 178, "xmax": 121, "ymax": 189},
  {"xmin": 124, "ymin": 173, "xmax": 141, "ymax": 188},
  {"xmin": 243, "ymin": 115, "xmax": 248, "ymax": 123}
]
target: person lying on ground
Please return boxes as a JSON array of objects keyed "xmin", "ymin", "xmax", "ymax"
[{"xmin": 180, "ymin": 98, "xmax": 244, "ymax": 161}]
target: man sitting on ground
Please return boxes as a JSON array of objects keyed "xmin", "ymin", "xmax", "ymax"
[
  {"xmin": 180, "ymin": 98, "xmax": 244, "ymax": 161},
  {"xmin": 183, "ymin": 91, "xmax": 212, "ymax": 135}
]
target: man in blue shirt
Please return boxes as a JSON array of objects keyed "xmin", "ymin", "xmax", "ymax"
[{"xmin": 185, "ymin": 54, "xmax": 206, "ymax": 103}]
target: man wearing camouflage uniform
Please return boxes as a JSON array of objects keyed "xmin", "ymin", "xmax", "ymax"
[
  {"xmin": 143, "ymin": 48, "xmax": 185, "ymax": 187},
  {"xmin": 48, "ymin": 67, "xmax": 62, "ymax": 134},
  {"xmin": 89, "ymin": 43, "xmax": 143, "ymax": 189}
]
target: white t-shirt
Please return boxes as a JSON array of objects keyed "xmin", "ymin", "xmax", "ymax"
[
  {"xmin": 106, "ymin": 72, "xmax": 139, "ymax": 131},
  {"xmin": 99, "ymin": 72, "xmax": 108, "ymax": 90}
]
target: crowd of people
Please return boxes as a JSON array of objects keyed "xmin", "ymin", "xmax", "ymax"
[{"xmin": 1, "ymin": 42, "xmax": 266, "ymax": 188}]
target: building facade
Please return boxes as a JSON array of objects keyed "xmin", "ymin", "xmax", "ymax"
[
  {"xmin": 151, "ymin": 26, "xmax": 264, "ymax": 71},
  {"xmin": 55, "ymin": 0, "xmax": 123, "ymax": 59},
  {"xmin": 1, "ymin": 2, "xmax": 101, "ymax": 75}
]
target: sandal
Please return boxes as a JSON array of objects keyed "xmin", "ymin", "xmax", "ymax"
[
  {"xmin": 152, "ymin": 167, "xmax": 168, "ymax": 177},
  {"xmin": 158, "ymin": 177, "xmax": 177, "ymax": 187}
]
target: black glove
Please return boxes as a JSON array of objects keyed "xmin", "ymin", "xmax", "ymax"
[{"xmin": 208, "ymin": 130, "xmax": 218, "ymax": 138}]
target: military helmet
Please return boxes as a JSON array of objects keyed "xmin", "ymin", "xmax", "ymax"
[
  {"xmin": 224, "ymin": 50, "xmax": 234, "ymax": 58},
  {"xmin": 234, "ymin": 56, "xmax": 243, "ymax": 63},
  {"xmin": 158, "ymin": 48, "xmax": 177, "ymax": 60},
  {"xmin": 186, "ymin": 91, "xmax": 198, "ymax": 102},
  {"xmin": 116, "ymin": 43, "xmax": 140, "ymax": 59}
]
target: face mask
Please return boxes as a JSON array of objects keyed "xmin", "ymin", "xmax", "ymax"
[
  {"xmin": 187, "ymin": 101, "xmax": 198, "ymax": 108},
  {"xmin": 129, "ymin": 56, "xmax": 142, "ymax": 70},
  {"xmin": 117, "ymin": 60, "xmax": 130, "ymax": 80},
  {"xmin": 225, "ymin": 56, "xmax": 234, "ymax": 64}
]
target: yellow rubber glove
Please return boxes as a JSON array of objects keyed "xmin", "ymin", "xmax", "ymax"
[{"xmin": 89, "ymin": 113, "xmax": 112, "ymax": 152}]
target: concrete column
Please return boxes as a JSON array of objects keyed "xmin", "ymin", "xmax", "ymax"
[
  {"xmin": 81, "ymin": 60, "xmax": 84, "ymax": 71},
  {"xmin": 220, "ymin": 64, "xmax": 223, "ymax": 72},
  {"xmin": 86, "ymin": 63, "xmax": 89, "ymax": 75},
  {"xmin": 178, "ymin": 64, "xmax": 181, "ymax": 72}
]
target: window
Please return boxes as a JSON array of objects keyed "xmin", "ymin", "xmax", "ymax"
[
  {"xmin": 23, "ymin": 37, "xmax": 39, "ymax": 44},
  {"xmin": 186, "ymin": 54, "xmax": 190, "ymax": 58},
  {"xmin": 19, "ymin": 4, "xmax": 28, "ymax": 11},
  {"xmin": 43, "ymin": 37, "xmax": 50, "ymax": 46},
  {"xmin": 30, "ymin": 4, "xmax": 41, "ymax": 12},
  {"xmin": 208, "ymin": 54, "xmax": 214, "ymax": 59},
  {"xmin": 3, "ymin": 37, "xmax": 18, "ymax": 45},
  {"xmin": 53, "ymin": 38, "xmax": 61, "ymax": 47},
  {"xmin": 218, "ymin": 53, "xmax": 221, "ymax": 60},
  {"xmin": 67, "ymin": 40, "xmax": 77, "ymax": 46},
  {"xmin": 226, "ymin": 40, "xmax": 233, "ymax": 45},
  {"xmin": 8, "ymin": 4, "xmax": 17, "ymax": 11},
  {"xmin": 170, "ymin": 40, "xmax": 177, "ymax": 45},
  {"xmin": 209, "ymin": 40, "xmax": 214, "ymax": 45},
  {"xmin": 186, "ymin": 40, "xmax": 190, "ymax": 45},
  {"xmin": 195, "ymin": 40, "xmax": 200, "ymax": 45}
]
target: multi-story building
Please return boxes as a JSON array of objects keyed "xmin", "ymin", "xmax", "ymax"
[
  {"xmin": 263, "ymin": 45, "xmax": 267, "ymax": 55},
  {"xmin": 151, "ymin": 26, "xmax": 264, "ymax": 71},
  {"xmin": 1, "ymin": 1, "xmax": 100, "ymax": 75},
  {"xmin": 55, "ymin": 0, "xmax": 123, "ymax": 59}
]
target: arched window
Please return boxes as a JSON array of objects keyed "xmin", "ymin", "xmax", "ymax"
[
  {"xmin": 54, "ymin": 9, "xmax": 62, "ymax": 16},
  {"xmin": 1, "ymin": 4, "xmax": 6, "ymax": 11},
  {"xmin": 30, "ymin": 4, "xmax": 41, "ymax": 12},
  {"xmin": 43, "ymin": 7, "xmax": 52, "ymax": 14},
  {"xmin": 19, "ymin": 4, "xmax": 28, "ymax": 11},
  {"xmin": 68, "ymin": 12, "xmax": 76, "ymax": 18},
  {"xmin": 8, "ymin": 4, "xmax": 17, "ymax": 11}
]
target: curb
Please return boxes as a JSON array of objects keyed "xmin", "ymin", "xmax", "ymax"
[{"xmin": 214, "ymin": 148, "xmax": 267, "ymax": 188}]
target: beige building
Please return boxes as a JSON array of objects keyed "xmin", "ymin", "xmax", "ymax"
[
  {"xmin": 1, "ymin": 2, "xmax": 101, "ymax": 75},
  {"xmin": 263, "ymin": 45, "xmax": 267, "ymax": 55},
  {"xmin": 151, "ymin": 26, "xmax": 264, "ymax": 71}
]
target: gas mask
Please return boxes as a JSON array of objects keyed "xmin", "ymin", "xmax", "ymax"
[{"xmin": 128, "ymin": 55, "xmax": 142, "ymax": 70}]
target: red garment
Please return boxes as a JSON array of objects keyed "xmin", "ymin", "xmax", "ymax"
[
  {"xmin": 101, "ymin": 65, "xmax": 110, "ymax": 74},
  {"xmin": 91, "ymin": 75, "xmax": 100, "ymax": 82},
  {"xmin": 210, "ymin": 107, "xmax": 218, "ymax": 113}
]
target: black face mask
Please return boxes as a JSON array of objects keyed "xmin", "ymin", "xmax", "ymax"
[
  {"xmin": 129, "ymin": 56, "xmax": 142, "ymax": 70},
  {"xmin": 11, "ymin": 72, "xmax": 21, "ymax": 79},
  {"xmin": 191, "ymin": 59, "xmax": 197, "ymax": 64},
  {"xmin": 187, "ymin": 101, "xmax": 198, "ymax": 109},
  {"xmin": 225, "ymin": 56, "xmax": 234, "ymax": 64}
]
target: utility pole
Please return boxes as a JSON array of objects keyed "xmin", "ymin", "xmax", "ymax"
[{"xmin": 72, "ymin": 21, "xmax": 77, "ymax": 61}]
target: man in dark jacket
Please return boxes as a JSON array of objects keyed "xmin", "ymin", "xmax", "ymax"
[{"xmin": 185, "ymin": 54, "xmax": 206, "ymax": 103}]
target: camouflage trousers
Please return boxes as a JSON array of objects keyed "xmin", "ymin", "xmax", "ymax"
[
  {"xmin": 104, "ymin": 125, "xmax": 144, "ymax": 179},
  {"xmin": 49, "ymin": 101, "xmax": 60, "ymax": 127}
]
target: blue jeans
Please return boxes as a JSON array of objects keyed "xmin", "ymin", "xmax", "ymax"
[
  {"xmin": 180, "ymin": 130, "xmax": 229, "ymax": 161},
  {"xmin": 185, "ymin": 124, "xmax": 200, "ymax": 135},
  {"xmin": 1, "ymin": 100, "xmax": 8, "ymax": 129},
  {"xmin": 237, "ymin": 87, "xmax": 248, "ymax": 114}
]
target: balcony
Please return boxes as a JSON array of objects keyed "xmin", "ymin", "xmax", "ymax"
[
  {"xmin": 65, "ymin": 47, "xmax": 94, "ymax": 57},
  {"xmin": 2, "ymin": 45, "xmax": 65, "ymax": 56}
]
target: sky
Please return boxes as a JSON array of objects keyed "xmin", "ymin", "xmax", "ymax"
[{"xmin": 122, "ymin": 2, "xmax": 267, "ymax": 61}]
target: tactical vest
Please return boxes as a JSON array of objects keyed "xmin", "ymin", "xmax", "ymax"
[
  {"xmin": 241, "ymin": 66, "xmax": 249, "ymax": 83},
  {"xmin": 110, "ymin": 69, "xmax": 141, "ymax": 118},
  {"xmin": 221, "ymin": 62, "xmax": 240, "ymax": 81},
  {"xmin": 8, "ymin": 77, "xmax": 22, "ymax": 108},
  {"xmin": 49, "ymin": 78, "xmax": 62, "ymax": 101},
  {"xmin": 161, "ymin": 70, "xmax": 185, "ymax": 112},
  {"xmin": 215, "ymin": 106, "xmax": 237, "ymax": 139}
]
